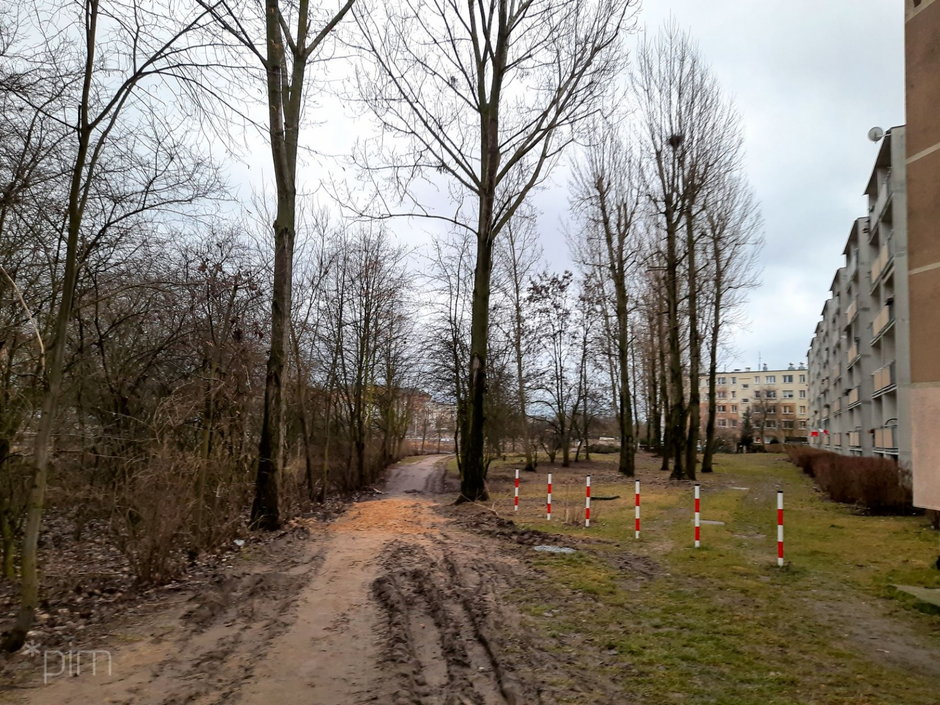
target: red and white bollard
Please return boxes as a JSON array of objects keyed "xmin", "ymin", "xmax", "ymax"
[
  {"xmin": 777, "ymin": 489, "xmax": 784, "ymax": 567},
  {"xmin": 634, "ymin": 480, "xmax": 641, "ymax": 539},
  {"xmin": 584, "ymin": 475, "xmax": 591, "ymax": 527},
  {"xmin": 546, "ymin": 473, "xmax": 552, "ymax": 521},
  {"xmin": 694, "ymin": 483, "xmax": 701, "ymax": 548},
  {"xmin": 514, "ymin": 469, "xmax": 520, "ymax": 512}
]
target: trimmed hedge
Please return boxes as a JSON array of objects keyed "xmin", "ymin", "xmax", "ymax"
[{"xmin": 783, "ymin": 445, "xmax": 913, "ymax": 514}]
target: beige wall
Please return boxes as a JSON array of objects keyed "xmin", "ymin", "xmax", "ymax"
[{"xmin": 906, "ymin": 0, "xmax": 940, "ymax": 510}]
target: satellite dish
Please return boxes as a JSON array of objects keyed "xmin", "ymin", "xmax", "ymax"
[{"xmin": 867, "ymin": 126, "xmax": 885, "ymax": 142}]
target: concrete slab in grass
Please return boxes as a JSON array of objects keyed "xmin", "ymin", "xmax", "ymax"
[{"xmin": 893, "ymin": 585, "xmax": 940, "ymax": 608}]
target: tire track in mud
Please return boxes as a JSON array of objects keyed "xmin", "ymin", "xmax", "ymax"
[{"xmin": 372, "ymin": 540, "xmax": 535, "ymax": 705}]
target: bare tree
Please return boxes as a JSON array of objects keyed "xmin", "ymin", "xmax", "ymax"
[
  {"xmin": 354, "ymin": 0, "xmax": 635, "ymax": 500},
  {"xmin": 528, "ymin": 270, "xmax": 579, "ymax": 467},
  {"xmin": 493, "ymin": 211, "xmax": 542, "ymax": 471},
  {"xmin": 634, "ymin": 23, "xmax": 744, "ymax": 480},
  {"xmin": 197, "ymin": 0, "xmax": 356, "ymax": 529},
  {"xmin": 571, "ymin": 123, "xmax": 642, "ymax": 476},
  {"xmin": 700, "ymin": 176, "xmax": 761, "ymax": 472},
  {"xmin": 2, "ymin": 0, "xmax": 221, "ymax": 652}
]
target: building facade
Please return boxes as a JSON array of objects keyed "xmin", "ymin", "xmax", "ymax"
[
  {"xmin": 807, "ymin": 127, "xmax": 912, "ymax": 481},
  {"xmin": 905, "ymin": 0, "xmax": 940, "ymax": 510},
  {"xmin": 703, "ymin": 364, "xmax": 810, "ymax": 444}
]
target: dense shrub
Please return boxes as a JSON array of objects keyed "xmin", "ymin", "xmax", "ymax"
[
  {"xmin": 587, "ymin": 443, "xmax": 620, "ymax": 454},
  {"xmin": 783, "ymin": 445, "xmax": 913, "ymax": 514}
]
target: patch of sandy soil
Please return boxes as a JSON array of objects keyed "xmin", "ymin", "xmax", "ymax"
[{"xmin": 1, "ymin": 455, "xmax": 590, "ymax": 705}]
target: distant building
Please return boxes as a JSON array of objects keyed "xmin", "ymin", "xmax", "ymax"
[
  {"xmin": 905, "ymin": 0, "xmax": 940, "ymax": 510},
  {"xmin": 807, "ymin": 127, "xmax": 910, "ymax": 477},
  {"xmin": 702, "ymin": 364, "xmax": 810, "ymax": 444}
]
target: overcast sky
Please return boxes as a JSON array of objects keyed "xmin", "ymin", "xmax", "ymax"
[{"xmin": 233, "ymin": 1, "xmax": 905, "ymax": 373}]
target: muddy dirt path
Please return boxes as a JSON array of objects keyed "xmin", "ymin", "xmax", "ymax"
[{"xmin": 7, "ymin": 456, "xmax": 545, "ymax": 705}]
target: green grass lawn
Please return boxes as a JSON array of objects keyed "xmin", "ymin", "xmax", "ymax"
[{"xmin": 488, "ymin": 451, "xmax": 940, "ymax": 705}]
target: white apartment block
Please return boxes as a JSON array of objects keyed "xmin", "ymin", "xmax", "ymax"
[
  {"xmin": 704, "ymin": 364, "xmax": 810, "ymax": 443},
  {"xmin": 807, "ymin": 126, "xmax": 911, "ymax": 480}
]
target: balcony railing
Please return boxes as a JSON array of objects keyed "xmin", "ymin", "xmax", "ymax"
[
  {"xmin": 872, "ymin": 304, "xmax": 894, "ymax": 340},
  {"xmin": 847, "ymin": 387, "xmax": 860, "ymax": 408},
  {"xmin": 872, "ymin": 361, "xmax": 896, "ymax": 395},
  {"xmin": 846, "ymin": 341, "xmax": 859, "ymax": 366},
  {"xmin": 873, "ymin": 426, "xmax": 898, "ymax": 451},
  {"xmin": 845, "ymin": 299, "xmax": 858, "ymax": 326}
]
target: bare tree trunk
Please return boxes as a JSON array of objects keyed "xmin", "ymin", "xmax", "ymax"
[
  {"xmin": 665, "ymin": 209, "xmax": 685, "ymax": 481},
  {"xmin": 461, "ymin": 226, "xmax": 494, "ymax": 501},
  {"xmin": 684, "ymin": 216, "xmax": 700, "ymax": 480},
  {"xmin": 701, "ymin": 236, "xmax": 723, "ymax": 473}
]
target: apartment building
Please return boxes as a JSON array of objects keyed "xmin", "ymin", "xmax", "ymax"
[
  {"xmin": 905, "ymin": 0, "xmax": 940, "ymax": 510},
  {"xmin": 704, "ymin": 364, "xmax": 810, "ymax": 444},
  {"xmin": 807, "ymin": 127, "xmax": 911, "ymax": 481}
]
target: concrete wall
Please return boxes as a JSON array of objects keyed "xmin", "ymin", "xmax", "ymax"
[{"xmin": 906, "ymin": 0, "xmax": 940, "ymax": 510}]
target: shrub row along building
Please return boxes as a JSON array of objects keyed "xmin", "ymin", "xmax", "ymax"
[{"xmin": 806, "ymin": 0, "xmax": 940, "ymax": 514}]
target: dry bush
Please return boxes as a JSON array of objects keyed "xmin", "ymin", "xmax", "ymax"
[
  {"xmin": 784, "ymin": 445, "xmax": 912, "ymax": 514},
  {"xmin": 108, "ymin": 444, "xmax": 251, "ymax": 584}
]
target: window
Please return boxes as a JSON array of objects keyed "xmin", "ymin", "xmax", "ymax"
[
  {"xmin": 783, "ymin": 375, "xmax": 794, "ymax": 383},
  {"xmin": 731, "ymin": 376, "xmax": 736, "ymax": 384},
  {"xmin": 782, "ymin": 420, "xmax": 794, "ymax": 429},
  {"xmin": 754, "ymin": 390, "xmax": 761, "ymax": 398},
  {"xmin": 799, "ymin": 390, "xmax": 806, "ymax": 399},
  {"xmin": 731, "ymin": 391, "xmax": 736, "ymax": 399},
  {"xmin": 729, "ymin": 419, "xmax": 738, "ymax": 427},
  {"xmin": 766, "ymin": 375, "xmax": 776, "ymax": 383},
  {"xmin": 742, "ymin": 397, "xmax": 749, "ymax": 403},
  {"xmin": 731, "ymin": 405, "xmax": 738, "ymax": 413},
  {"xmin": 799, "ymin": 406, "xmax": 807, "ymax": 414},
  {"xmin": 718, "ymin": 419, "xmax": 727, "ymax": 427},
  {"xmin": 799, "ymin": 374, "xmax": 806, "ymax": 383},
  {"xmin": 766, "ymin": 420, "xmax": 777, "ymax": 428},
  {"xmin": 718, "ymin": 376, "xmax": 726, "ymax": 385},
  {"xmin": 717, "ymin": 405, "xmax": 726, "ymax": 412},
  {"xmin": 799, "ymin": 420, "xmax": 807, "ymax": 428},
  {"xmin": 754, "ymin": 376, "xmax": 761, "ymax": 384},
  {"xmin": 742, "ymin": 383, "xmax": 749, "ymax": 389},
  {"xmin": 782, "ymin": 390, "xmax": 794, "ymax": 398},
  {"xmin": 717, "ymin": 391, "xmax": 727, "ymax": 399},
  {"xmin": 765, "ymin": 390, "xmax": 777, "ymax": 399},
  {"xmin": 783, "ymin": 406, "xmax": 793, "ymax": 415}
]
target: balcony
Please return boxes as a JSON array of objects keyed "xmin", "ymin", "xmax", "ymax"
[
  {"xmin": 846, "ymin": 341, "xmax": 859, "ymax": 367},
  {"xmin": 846, "ymin": 387, "xmax": 860, "ymax": 409},
  {"xmin": 848, "ymin": 431, "xmax": 861, "ymax": 448},
  {"xmin": 873, "ymin": 426, "xmax": 898, "ymax": 452},
  {"xmin": 831, "ymin": 397, "xmax": 842, "ymax": 414},
  {"xmin": 872, "ymin": 361, "xmax": 896, "ymax": 396},
  {"xmin": 845, "ymin": 299, "xmax": 858, "ymax": 326},
  {"xmin": 870, "ymin": 242, "xmax": 893, "ymax": 286},
  {"xmin": 871, "ymin": 304, "xmax": 894, "ymax": 341}
]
